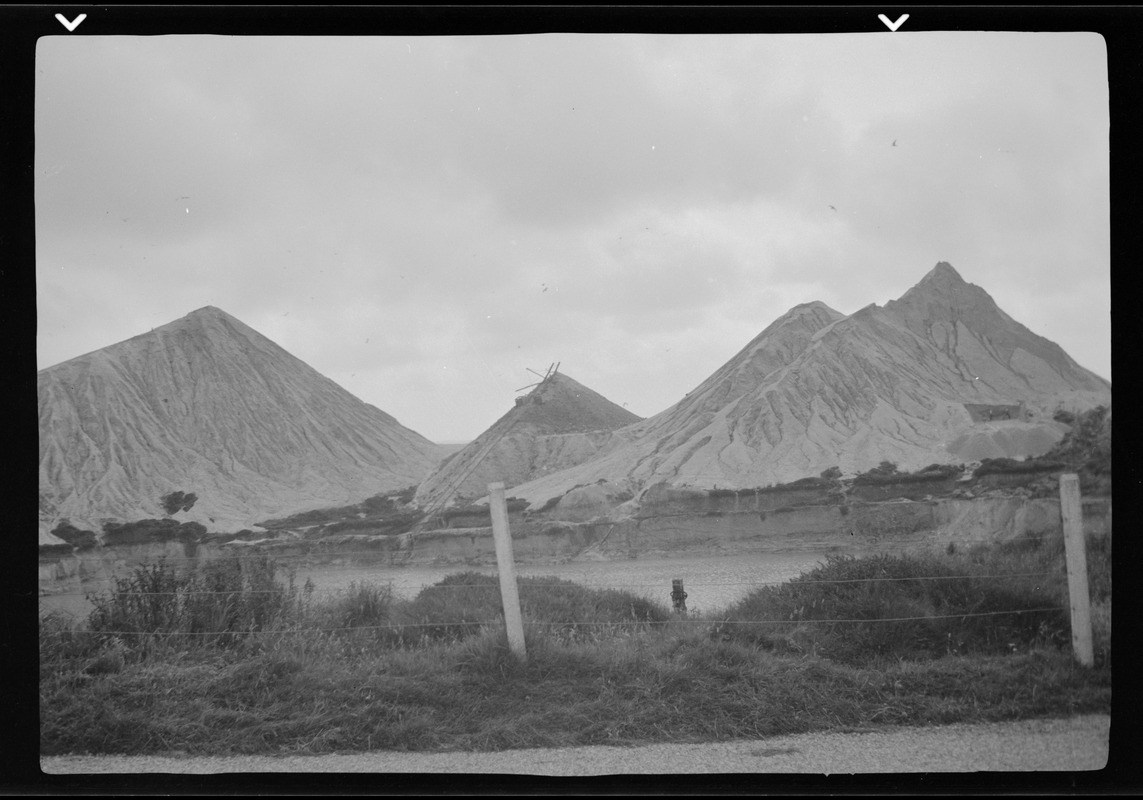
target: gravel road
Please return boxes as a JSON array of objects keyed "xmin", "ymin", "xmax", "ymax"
[{"xmin": 41, "ymin": 714, "xmax": 1109, "ymax": 775}]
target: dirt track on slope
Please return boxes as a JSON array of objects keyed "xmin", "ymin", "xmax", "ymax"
[{"xmin": 40, "ymin": 714, "xmax": 1110, "ymax": 776}]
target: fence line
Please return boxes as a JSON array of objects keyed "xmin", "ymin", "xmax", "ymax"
[
  {"xmin": 38, "ymin": 569, "xmax": 1061, "ymax": 599},
  {"xmin": 38, "ymin": 605, "xmax": 1064, "ymax": 638},
  {"xmin": 38, "ymin": 535, "xmax": 1061, "ymax": 566}
]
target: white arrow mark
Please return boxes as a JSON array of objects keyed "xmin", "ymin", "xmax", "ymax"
[
  {"xmin": 55, "ymin": 13, "xmax": 87, "ymax": 32},
  {"xmin": 878, "ymin": 13, "xmax": 909, "ymax": 31}
]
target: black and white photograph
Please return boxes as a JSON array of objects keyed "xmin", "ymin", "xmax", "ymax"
[{"xmin": 23, "ymin": 6, "xmax": 1124, "ymax": 791}]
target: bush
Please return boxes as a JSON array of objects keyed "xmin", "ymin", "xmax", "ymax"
[
  {"xmin": 160, "ymin": 491, "xmax": 198, "ymax": 515},
  {"xmin": 387, "ymin": 572, "xmax": 671, "ymax": 647},
  {"xmin": 745, "ymin": 476, "xmax": 837, "ymax": 494},
  {"xmin": 1045, "ymin": 405, "xmax": 1110, "ymax": 479},
  {"xmin": 714, "ymin": 549, "xmax": 1068, "ymax": 664},
  {"xmin": 917, "ymin": 463, "xmax": 964, "ymax": 479},
  {"xmin": 332, "ymin": 582, "xmax": 394, "ymax": 630},
  {"xmin": 361, "ymin": 494, "xmax": 397, "ymax": 515},
  {"xmin": 258, "ymin": 505, "xmax": 359, "ymax": 530},
  {"xmin": 973, "ymin": 458, "xmax": 1065, "ymax": 478},
  {"xmin": 50, "ymin": 521, "xmax": 99, "ymax": 550},
  {"xmin": 393, "ymin": 485, "xmax": 418, "ymax": 505},
  {"xmin": 101, "ymin": 519, "xmax": 205, "ymax": 546},
  {"xmin": 851, "ymin": 461, "xmax": 899, "ymax": 485},
  {"xmin": 257, "ymin": 488, "xmax": 432, "ymax": 535},
  {"xmin": 86, "ymin": 557, "xmax": 299, "ymax": 650},
  {"xmin": 324, "ymin": 512, "xmax": 421, "ymax": 535},
  {"xmin": 854, "ymin": 463, "xmax": 963, "ymax": 486},
  {"xmin": 392, "ymin": 572, "xmax": 505, "ymax": 644}
]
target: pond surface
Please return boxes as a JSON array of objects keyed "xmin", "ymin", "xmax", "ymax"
[{"xmin": 39, "ymin": 551, "xmax": 837, "ymax": 623}]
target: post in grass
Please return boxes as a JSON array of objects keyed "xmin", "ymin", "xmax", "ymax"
[
  {"xmin": 671, "ymin": 578, "xmax": 688, "ymax": 614},
  {"xmin": 488, "ymin": 482, "xmax": 527, "ymax": 661},
  {"xmin": 1059, "ymin": 473, "xmax": 1093, "ymax": 667}
]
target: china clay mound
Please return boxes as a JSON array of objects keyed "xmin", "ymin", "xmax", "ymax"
[{"xmin": 413, "ymin": 370, "xmax": 641, "ymax": 509}]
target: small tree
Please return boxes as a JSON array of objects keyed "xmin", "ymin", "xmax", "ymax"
[{"xmin": 161, "ymin": 491, "xmax": 198, "ymax": 516}]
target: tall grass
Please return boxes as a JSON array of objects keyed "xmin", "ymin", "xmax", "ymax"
[
  {"xmin": 40, "ymin": 534, "xmax": 1111, "ymax": 756},
  {"xmin": 712, "ymin": 536, "xmax": 1079, "ymax": 664},
  {"xmin": 310, "ymin": 571, "xmax": 671, "ymax": 648},
  {"xmin": 82, "ymin": 556, "xmax": 303, "ymax": 652}
]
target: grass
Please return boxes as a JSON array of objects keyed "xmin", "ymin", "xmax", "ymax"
[
  {"xmin": 710, "ymin": 546, "xmax": 1073, "ymax": 664},
  {"xmin": 39, "ymin": 531, "xmax": 1111, "ymax": 756}
]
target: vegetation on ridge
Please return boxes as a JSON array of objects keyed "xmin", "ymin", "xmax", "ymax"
[
  {"xmin": 852, "ymin": 461, "xmax": 964, "ymax": 486},
  {"xmin": 255, "ymin": 487, "xmax": 422, "ymax": 534}
]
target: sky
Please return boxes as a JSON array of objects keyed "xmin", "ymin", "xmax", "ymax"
[{"xmin": 34, "ymin": 31, "xmax": 1111, "ymax": 443}]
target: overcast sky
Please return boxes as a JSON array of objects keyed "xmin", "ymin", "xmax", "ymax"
[{"xmin": 35, "ymin": 32, "xmax": 1110, "ymax": 443}]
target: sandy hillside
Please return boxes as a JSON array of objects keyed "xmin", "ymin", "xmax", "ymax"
[
  {"xmin": 413, "ymin": 370, "xmax": 641, "ymax": 510},
  {"xmin": 499, "ymin": 263, "xmax": 1110, "ymax": 508},
  {"xmin": 39, "ymin": 307, "xmax": 445, "ymax": 536}
]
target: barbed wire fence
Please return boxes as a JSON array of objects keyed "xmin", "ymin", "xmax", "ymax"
[
  {"xmin": 37, "ymin": 538, "xmax": 1076, "ymax": 638},
  {"xmin": 39, "ymin": 443, "xmax": 1100, "ymax": 664}
]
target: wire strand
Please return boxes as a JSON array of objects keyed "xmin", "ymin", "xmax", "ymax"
[
  {"xmin": 40, "ymin": 535, "xmax": 1050, "ymax": 565},
  {"xmin": 39, "ymin": 606, "xmax": 1066, "ymax": 638},
  {"xmin": 47, "ymin": 570, "xmax": 1060, "ymax": 598}
]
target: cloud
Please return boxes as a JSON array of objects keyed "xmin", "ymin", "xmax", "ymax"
[{"xmin": 35, "ymin": 33, "xmax": 1111, "ymax": 440}]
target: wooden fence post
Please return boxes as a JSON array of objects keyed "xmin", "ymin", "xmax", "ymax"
[
  {"xmin": 1059, "ymin": 473, "xmax": 1093, "ymax": 667},
  {"xmin": 671, "ymin": 579, "xmax": 688, "ymax": 614},
  {"xmin": 488, "ymin": 482, "xmax": 527, "ymax": 661}
]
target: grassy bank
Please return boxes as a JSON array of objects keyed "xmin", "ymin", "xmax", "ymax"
[{"xmin": 39, "ymin": 532, "xmax": 1111, "ymax": 756}]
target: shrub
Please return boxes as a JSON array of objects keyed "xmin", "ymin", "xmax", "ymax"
[
  {"xmin": 101, "ymin": 519, "xmax": 205, "ymax": 546},
  {"xmin": 1044, "ymin": 405, "xmax": 1110, "ymax": 481},
  {"xmin": 973, "ymin": 458, "xmax": 1065, "ymax": 478},
  {"xmin": 917, "ymin": 463, "xmax": 964, "ymax": 479},
  {"xmin": 851, "ymin": 462, "xmax": 901, "ymax": 485},
  {"xmin": 714, "ymin": 549, "xmax": 1068, "ymax": 664},
  {"xmin": 394, "ymin": 572, "xmax": 504, "ymax": 644},
  {"xmin": 39, "ymin": 612, "xmax": 103, "ymax": 665},
  {"xmin": 853, "ymin": 463, "xmax": 963, "ymax": 486},
  {"xmin": 747, "ymin": 475, "xmax": 836, "ymax": 494},
  {"xmin": 257, "ymin": 504, "xmax": 359, "ymax": 530},
  {"xmin": 50, "ymin": 521, "xmax": 98, "ymax": 550},
  {"xmin": 324, "ymin": 512, "xmax": 421, "ymax": 535},
  {"xmin": 160, "ymin": 491, "xmax": 198, "ymax": 515},
  {"xmin": 388, "ymin": 572, "xmax": 670, "ymax": 647},
  {"xmin": 86, "ymin": 556, "xmax": 298, "ymax": 650},
  {"xmin": 361, "ymin": 494, "xmax": 397, "ymax": 514},
  {"xmin": 256, "ymin": 488, "xmax": 432, "ymax": 535},
  {"xmin": 332, "ymin": 582, "xmax": 394, "ymax": 630}
]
